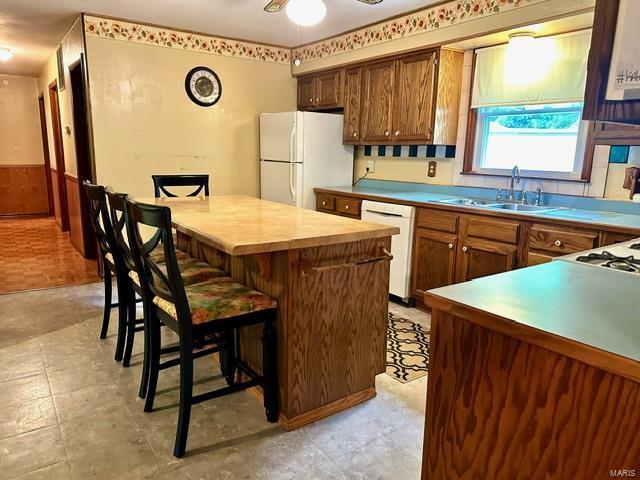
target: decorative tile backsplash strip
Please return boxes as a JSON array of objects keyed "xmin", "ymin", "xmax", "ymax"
[
  {"xmin": 609, "ymin": 146, "xmax": 631, "ymax": 164},
  {"xmin": 292, "ymin": 0, "xmax": 541, "ymax": 62},
  {"xmin": 84, "ymin": 16, "xmax": 291, "ymax": 64},
  {"xmin": 362, "ymin": 145, "xmax": 456, "ymax": 159}
]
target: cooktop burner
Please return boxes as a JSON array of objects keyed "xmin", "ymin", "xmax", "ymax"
[
  {"xmin": 631, "ymin": 243, "xmax": 640, "ymax": 251},
  {"xmin": 575, "ymin": 251, "xmax": 640, "ymax": 273}
]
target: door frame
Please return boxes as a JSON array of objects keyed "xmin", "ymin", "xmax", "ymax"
[
  {"xmin": 37, "ymin": 94, "xmax": 54, "ymax": 216},
  {"xmin": 69, "ymin": 56, "xmax": 97, "ymax": 258},
  {"xmin": 48, "ymin": 80, "xmax": 70, "ymax": 231}
]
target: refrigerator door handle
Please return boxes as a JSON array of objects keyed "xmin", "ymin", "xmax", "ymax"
[
  {"xmin": 289, "ymin": 124, "xmax": 296, "ymax": 163},
  {"xmin": 289, "ymin": 162, "xmax": 295, "ymax": 200}
]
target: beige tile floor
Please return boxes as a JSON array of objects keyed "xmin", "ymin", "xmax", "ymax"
[{"xmin": 0, "ymin": 282, "xmax": 430, "ymax": 480}]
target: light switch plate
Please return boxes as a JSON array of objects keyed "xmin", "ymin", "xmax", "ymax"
[{"xmin": 366, "ymin": 160, "xmax": 375, "ymax": 173}]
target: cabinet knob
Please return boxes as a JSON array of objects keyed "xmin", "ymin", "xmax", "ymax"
[
  {"xmin": 309, "ymin": 98, "xmax": 313, "ymax": 102},
  {"xmin": 462, "ymin": 246, "xmax": 468, "ymax": 253},
  {"xmin": 554, "ymin": 240, "xmax": 563, "ymax": 247},
  {"xmin": 448, "ymin": 243, "xmax": 454, "ymax": 249},
  {"xmin": 353, "ymin": 132, "xmax": 357, "ymax": 137},
  {"xmin": 316, "ymin": 98, "xmax": 319, "ymax": 102},
  {"xmin": 394, "ymin": 131, "xmax": 400, "ymax": 136},
  {"xmin": 322, "ymin": 201, "xmax": 326, "ymax": 206},
  {"xmin": 384, "ymin": 131, "xmax": 390, "ymax": 136},
  {"xmin": 345, "ymin": 205, "xmax": 350, "ymax": 210}
]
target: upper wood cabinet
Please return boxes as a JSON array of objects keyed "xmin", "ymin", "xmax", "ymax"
[
  {"xmin": 583, "ymin": 0, "xmax": 640, "ymax": 125},
  {"xmin": 362, "ymin": 60, "xmax": 396, "ymax": 143},
  {"xmin": 591, "ymin": 121, "xmax": 640, "ymax": 145},
  {"xmin": 393, "ymin": 52, "xmax": 436, "ymax": 143},
  {"xmin": 343, "ymin": 67, "xmax": 363, "ymax": 143},
  {"xmin": 296, "ymin": 69, "xmax": 343, "ymax": 110},
  {"xmin": 296, "ymin": 47, "xmax": 464, "ymax": 145}
]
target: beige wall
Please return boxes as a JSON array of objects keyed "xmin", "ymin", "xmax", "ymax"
[
  {"xmin": 0, "ymin": 74, "xmax": 43, "ymax": 165},
  {"xmin": 37, "ymin": 17, "xmax": 85, "ymax": 176},
  {"xmin": 85, "ymin": 36, "xmax": 296, "ymax": 198}
]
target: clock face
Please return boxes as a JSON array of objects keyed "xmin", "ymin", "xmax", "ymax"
[{"xmin": 185, "ymin": 67, "xmax": 222, "ymax": 107}]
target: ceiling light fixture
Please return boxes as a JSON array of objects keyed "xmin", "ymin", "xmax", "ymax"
[
  {"xmin": 0, "ymin": 47, "xmax": 13, "ymax": 61},
  {"xmin": 286, "ymin": 0, "xmax": 326, "ymax": 27}
]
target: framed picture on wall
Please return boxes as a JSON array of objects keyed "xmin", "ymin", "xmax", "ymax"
[{"xmin": 56, "ymin": 45, "xmax": 65, "ymax": 91}]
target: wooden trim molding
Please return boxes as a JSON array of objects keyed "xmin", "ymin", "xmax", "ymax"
[{"xmin": 84, "ymin": 15, "xmax": 291, "ymax": 64}]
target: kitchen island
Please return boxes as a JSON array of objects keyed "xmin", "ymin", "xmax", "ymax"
[
  {"xmin": 422, "ymin": 261, "xmax": 640, "ymax": 479},
  {"xmin": 137, "ymin": 195, "xmax": 399, "ymax": 429}
]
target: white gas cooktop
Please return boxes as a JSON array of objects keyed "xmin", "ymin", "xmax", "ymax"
[{"xmin": 555, "ymin": 238, "xmax": 640, "ymax": 275}]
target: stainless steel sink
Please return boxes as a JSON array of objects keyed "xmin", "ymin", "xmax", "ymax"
[
  {"xmin": 437, "ymin": 198, "xmax": 497, "ymax": 206},
  {"xmin": 483, "ymin": 203, "xmax": 556, "ymax": 212}
]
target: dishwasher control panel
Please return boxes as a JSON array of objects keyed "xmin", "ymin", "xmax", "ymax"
[{"xmin": 361, "ymin": 200, "xmax": 415, "ymax": 218}]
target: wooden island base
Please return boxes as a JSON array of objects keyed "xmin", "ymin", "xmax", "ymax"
[{"xmin": 177, "ymin": 232, "xmax": 391, "ymax": 430}]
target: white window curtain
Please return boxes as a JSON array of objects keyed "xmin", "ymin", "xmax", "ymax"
[{"xmin": 471, "ymin": 30, "xmax": 592, "ymax": 108}]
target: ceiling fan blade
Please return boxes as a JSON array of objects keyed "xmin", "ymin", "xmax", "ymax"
[
  {"xmin": 264, "ymin": 0, "xmax": 289, "ymax": 13},
  {"xmin": 356, "ymin": 0, "xmax": 384, "ymax": 4}
]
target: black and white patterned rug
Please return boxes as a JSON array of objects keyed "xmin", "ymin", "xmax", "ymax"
[{"xmin": 386, "ymin": 312, "xmax": 430, "ymax": 383}]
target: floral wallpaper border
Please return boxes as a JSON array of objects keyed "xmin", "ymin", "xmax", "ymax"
[
  {"xmin": 292, "ymin": 0, "xmax": 543, "ymax": 62},
  {"xmin": 83, "ymin": 16, "xmax": 291, "ymax": 64}
]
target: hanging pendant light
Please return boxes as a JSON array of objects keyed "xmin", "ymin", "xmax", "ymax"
[{"xmin": 286, "ymin": 0, "xmax": 327, "ymax": 27}]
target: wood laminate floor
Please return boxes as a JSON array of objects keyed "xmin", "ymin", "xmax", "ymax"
[
  {"xmin": 0, "ymin": 283, "xmax": 430, "ymax": 479},
  {"xmin": 0, "ymin": 217, "xmax": 98, "ymax": 294}
]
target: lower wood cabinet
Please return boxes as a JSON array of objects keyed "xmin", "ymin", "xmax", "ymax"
[
  {"xmin": 456, "ymin": 237, "xmax": 518, "ymax": 282},
  {"xmin": 315, "ymin": 193, "xmax": 362, "ymax": 219},
  {"xmin": 526, "ymin": 223, "xmax": 599, "ymax": 266},
  {"xmin": 411, "ymin": 229, "xmax": 457, "ymax": 299}
]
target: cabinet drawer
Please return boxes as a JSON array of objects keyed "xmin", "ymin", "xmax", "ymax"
[
  {"xmin": 336, "ymin": 197, "xmax": 361, "ymax": 217},
  {"xmin": 527, "ymin": 251, "xmax": 554, "ymax": 266},
  {"xmin": 529, "ymin": 225, "xmax": 598, "ymax": 254},
  {"xmin": 416, "ymin": 209, "xmax": 459, "ymax": 233},
  {"xmin": 316, "ymin": 194, "xmax": 336, "ymax": 212},
  {"xmin": 465, "ymin": 216, "xmax": 520, "ymax": 244}
]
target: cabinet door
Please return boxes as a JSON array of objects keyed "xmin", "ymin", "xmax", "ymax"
[
  {"xmin": 361, "ymin": 61, "xmax": 395, "ymax": 143},
  {"xmin": 411, "ymin": 229, "xmax": 457, "ymax": 299},
  {"xmin": 456, "ymin": 237, "xmax": 518, "ymax": 283},
  {"xmin": 316, "ymin": 70, "xmax": 343, "ymax": 109},
  {"xmin": 392, "ymin": 51, "xmax": 436, "ymax": 143},
  {"xmin": 343, "ymin": 67, "xmax": 362, "ymax": 143},
  {"xmin": 297, "ymin": 76, "xmax": 315, "ymax": 110},
  {"xmin": 592, "ymin": 121, "xmax": 640, "ymax": 145}
]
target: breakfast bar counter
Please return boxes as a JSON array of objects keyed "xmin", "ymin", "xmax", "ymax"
[
  {"xmin": 137, "ymin": 195, "xmax": 399, "ymax": 429},
  {"xmin": 421, "ymin": 261, "xmax": 640, "ymax": 479}
]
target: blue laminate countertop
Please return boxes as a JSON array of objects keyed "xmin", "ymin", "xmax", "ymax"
[
  {"xmin": 427, "ymin": 261, "xmax": 640, "ymax": 366},
  {"xmin": 317, "ymin": 181, "xmax": 640, "ymax": 232}
]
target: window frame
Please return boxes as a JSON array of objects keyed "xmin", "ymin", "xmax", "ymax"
[{"xmin": 462, "ymin": 52, "xmax": 596, "ymax": 183}]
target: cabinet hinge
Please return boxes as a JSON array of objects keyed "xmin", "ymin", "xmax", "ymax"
[{"xmin": 434, "ymin": 58, "xmax": 438, "ymax": 66}]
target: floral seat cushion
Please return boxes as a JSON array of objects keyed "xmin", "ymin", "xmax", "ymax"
[
  {"xmin": 153, "ymin": 279, "xmax": 277, "ymax": 325},
  {"xmin": 129, "ymin": 257, "xmax": 228, "ymax": 287},
  {"xmin": 149, "ymin": 247, "xmax": 189, "ymax": 264}
]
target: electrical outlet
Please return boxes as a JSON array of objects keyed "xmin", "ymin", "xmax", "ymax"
[
  {"xmin": 427, "ymin": 161, "xmax": 437, "ymax": 177},
  {"xmin": 366, "ymin": 160, "xmax": 375, "ymax": 173}
]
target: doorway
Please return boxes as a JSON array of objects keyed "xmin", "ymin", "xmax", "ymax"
[
  {"xmin": 48, "ymin": 80, "xmax": 69, "ymax": 231},
  {"xmin": 69, "ymin": 56, "xmax": 96, "ymax": 258},
  {"xmin": 37, "ymin": 94, "xmax": 54, "ymax": 216}
]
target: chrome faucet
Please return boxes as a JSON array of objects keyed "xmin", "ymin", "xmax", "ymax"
[
  {"xmin": 534, "ymin": 186, "xmax": 543, "ymax": 206},
  {"xmin": 508, "ymin": 165, "xmax": 521, "ymax": 201}
]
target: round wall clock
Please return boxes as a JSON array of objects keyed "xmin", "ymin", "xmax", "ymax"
[{"xmin": 185, "ymin": 66, "xmax": 222, "ymax": 107}]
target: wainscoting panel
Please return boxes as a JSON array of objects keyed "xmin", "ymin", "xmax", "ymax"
[
  {"xmin": 50, "ymin": 168, "xmax": 63, "ymax": 227},
  {"xmin": 0, "ymin": 165, "xmax": 49, "ymax": 215}
]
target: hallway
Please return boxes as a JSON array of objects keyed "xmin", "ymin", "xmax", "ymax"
[{"xmin": 0, "ymin": 217, "xmax": 98, "ymax": 294}]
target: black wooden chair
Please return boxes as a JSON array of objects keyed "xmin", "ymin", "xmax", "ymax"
[
  {"xmin": 105, "ymin": 190, "xmax": 227, "ymax": 394},
  {"xmin": 152, "ymin": 174, "xmax": 209, "ymax": 198},
  {"xmin": 83, "ymin": 181, "xmax": 129, "ymax": 362},
  {"xmin": 125, "ymin": 197, "xmax": 278, "ymax": 458}
]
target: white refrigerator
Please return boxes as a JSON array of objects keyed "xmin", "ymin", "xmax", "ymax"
[{"xmin": 260, "ymin": 111, "xmax": 354, "ymax": 209}]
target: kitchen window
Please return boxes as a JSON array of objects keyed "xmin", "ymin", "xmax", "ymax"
[{"xmin": 465, "ymin": 30, "xmax": 592, "ymax": 180}]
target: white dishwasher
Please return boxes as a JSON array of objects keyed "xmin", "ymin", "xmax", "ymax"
[{"xmin": 361, "ymin": 200, "xmax": 415, "ymax": 301}]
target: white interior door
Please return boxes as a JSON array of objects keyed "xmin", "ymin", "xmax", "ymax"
[{"xmin": 260, "ymin": 160, "xmax": 302, "ymax": 206}]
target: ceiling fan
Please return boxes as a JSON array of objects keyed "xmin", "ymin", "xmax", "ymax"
[{"xmin": 264, "ymin": 0, "xmax": 383, "ymax": 13}]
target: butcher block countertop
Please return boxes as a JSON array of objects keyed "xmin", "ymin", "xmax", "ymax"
[
  {"xmin": 426, "ymin": 260, "xmax": 640, "ymax": 382},
  {"xmin": 135, "ymin": 195, "xmax": 399, "ymax": 255}
]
